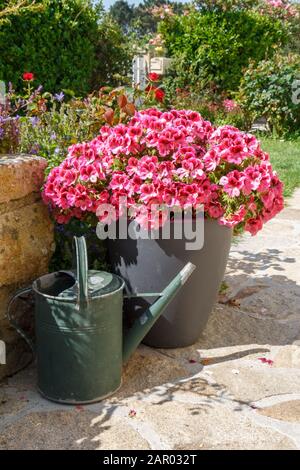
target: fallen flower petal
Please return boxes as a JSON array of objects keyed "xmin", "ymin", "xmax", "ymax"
[
  {"xmin": 129, "ymin": 409, "xmax": 137, "ymax": 418},
  {"xmin": 258, "ymin": 357, "xmax": 274, "ymax": 366}
]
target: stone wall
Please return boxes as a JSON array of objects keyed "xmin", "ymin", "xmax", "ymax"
[{"xmin": 0, "ymin": 155, "xmax": 54, "ymax": 380}]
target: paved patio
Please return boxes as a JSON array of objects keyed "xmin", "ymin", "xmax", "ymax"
[{"xmin": 0, "ymin": 189, "xmax": 300, "ymax": 450}]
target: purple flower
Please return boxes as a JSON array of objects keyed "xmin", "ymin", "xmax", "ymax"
[
  {"xmin": 30, "ymin": 144, "xmax": 40, "ymax": 155},
  {"xmin": 30, "ymin": 116, "xmax": 39, "ymax": 127},
  {"xmin": 54, "ymin": 92, "xmax": 64, "ymax": 102},
  {"xmin": 54, "ymin": 147, "xmax": 60, "ymax": 154}
]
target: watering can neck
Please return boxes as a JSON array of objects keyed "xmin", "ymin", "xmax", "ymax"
[
  {"xmin": 123, "ymin": 262, "xmax": 196, "ymax": 363},
  {"xmin": 74, "ymin": 236, "xmax": 89, "ymax": 304},
  {"xmin": 71, "ymin": 237, "xmax": 124, "ymax": 302}
]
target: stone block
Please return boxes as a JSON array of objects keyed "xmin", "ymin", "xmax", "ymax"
[{"xmin": 0, "ymin": 155, "xmax": 54, "ymax": 380}]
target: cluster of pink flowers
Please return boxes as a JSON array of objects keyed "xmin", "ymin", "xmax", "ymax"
[
  {"xmin": 43, "ymin": 108, "xmax": 284, "ymax": 236},
  {"xmin": 149, "ymin": 34, "xmax": 164, "ymax": 47},
  {"xmin": 261, "ymin": 0, "xmax": 299, "ymax": 19},
  {"xmin": 151, "ymin": 5, "xmax": 174, "ymax": 19},
  {"xmin": 223, "ymin": 99, "xmax": 240, "ymax": 113}
]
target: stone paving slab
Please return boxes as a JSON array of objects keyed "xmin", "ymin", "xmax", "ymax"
[{"xmin": 0, "ymin": 189, "xmax": 300, "ymax": 450}]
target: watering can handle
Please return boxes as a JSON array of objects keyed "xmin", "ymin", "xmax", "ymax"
[
  {"xmin": 6, "ymin": 286, "xmax": 35, "ymax": 354},
  {"xmin": 74, "ymin": 236, "xmax": 89, "ymax": 304}
]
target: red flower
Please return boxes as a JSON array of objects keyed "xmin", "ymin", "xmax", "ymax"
[
  {"xmin": 145, "ymin": 84, "xmax": 165, "ymax": 102},
  {"xmin": 148, "ymin": 73, "xmax": 160, "ymax": 82},
  {"xmin": 154, "ymin": 88, "xmax": 165, "ymax": 103},
  {"xmin": 23, "ymin": 72, "xmax": 34, "ymax": 81}
]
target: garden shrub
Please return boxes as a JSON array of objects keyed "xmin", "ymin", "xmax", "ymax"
[
  {"xmin": 0, "ymin": 0, "xmax": 44, "ymax": 24},
  {"xmin": 19, "ymin": 86, "xmax": 137, "ymax": 171},
  {"xmin": 162, "ymin": 84, "xmax": 252, "ymax": 130},
  {"xmin": 159, "ymin": 8, "xmax": 287, "ymax": 94},
  {"xmin": 283, "ymin": 2, "xmax": 300, "ymax": 54},
  {"xmin": 0, "ymin": 0, "xmax": 130, "ymax": 95},
  {"xmin": 238, "ymin": 54, "xmax": 300, "ymax": 135},
  {"xmin": 91, "ymin": 15, "xmax": 132, "ymax": 90},
  {"xmin": 194, "ymin": 0, "xmax": 299, "ymax": 20}
]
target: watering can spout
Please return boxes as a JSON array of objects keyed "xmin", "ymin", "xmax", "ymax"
[{"xmin": 123, "ymin": 262, "xmax": 196, "ymax": 363}]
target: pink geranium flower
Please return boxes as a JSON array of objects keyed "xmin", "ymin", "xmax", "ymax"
[
  {"xmin": 220, "ymin": 170, "xmax": 245, "ymax": 197},
  {"xmin": 245, "ymin": 216, "xmax": 264, "ymax": 236},
  {"xmin": 220, "ymin": 205, "xmax": 247, "ymax": 228},
  {"xmin": 43, "ymin": 109, "xmax": 284, "ymax": 235}
]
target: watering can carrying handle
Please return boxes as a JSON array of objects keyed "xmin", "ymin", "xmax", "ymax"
[
  {"xmin": 74, "ymin": 236, "xmax": 89, "ymax": 304},
  {"xmin": 6, "ymin": 237, "xmax": 88, "ymax": 351},
  {"xmin": 6, "ymin": 286, "xmax": 35, "ymax": 353}
]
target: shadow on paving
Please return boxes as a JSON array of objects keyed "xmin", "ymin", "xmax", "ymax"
[{"xmin": 227, "ymin": 248, "xmax": 296, "ymax": 276}]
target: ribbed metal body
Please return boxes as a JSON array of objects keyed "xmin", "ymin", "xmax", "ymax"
[{"xmin": 33, "ymin": 274, "xmax": 124, "ymax": 403}]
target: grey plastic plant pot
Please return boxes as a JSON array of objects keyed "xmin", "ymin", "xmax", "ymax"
[{"xmin": 108, "ymin": 218, "xmax": 232, "ymax": 348}]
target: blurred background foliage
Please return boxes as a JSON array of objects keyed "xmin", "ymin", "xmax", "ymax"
[{"xmin": 0, "ymin": 0, "xmax": 132, "ymax": 94}]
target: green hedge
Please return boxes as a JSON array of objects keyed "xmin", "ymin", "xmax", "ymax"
[
  {"xmin": 0, "ymin": 0, "xmax": 102, "ymax": 95},
  {"xmin": 160, "ymin": 9, "xmax": 287, "ymax": 93}
]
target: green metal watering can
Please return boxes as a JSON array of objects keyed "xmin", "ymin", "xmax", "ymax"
[{"xmin": 7, "ymin": 236, "xmax": 195, "ymax": 404}]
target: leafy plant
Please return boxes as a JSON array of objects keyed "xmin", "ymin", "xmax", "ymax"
[
  {"xmin": 194, "ymin": 0, "xmax": 298, "ymax": 20},
  {"xmin": 0, "ymin": 0, "xmax": 131, "ymax": 95},
  {"xmin": 0, "ymin": 81, "xmax": 44, "ymax": 154},
  {"xmin": 159, "ymin": 7, "xmax": 287, "ymax": 94},
  {"xmin": 91, "ymin": 15, "xmax": 132, "ymax": 90},
  {"xmin": 0, "ymin": 0, "xmax": 43, "ymax": 24},
  {"xmin": 0, "ymin": 91, "xmax": 20, "ymax": 154},
  {"xmin": 19, "ymin": 86, "xmax": 137, "ymax": 171},
  {"xmin": 109, "ymin": 0, "xmax": 185, "ymax": 38},
  {"xmin": 162, "ymin": 80, "xmax": 252, "ymax": 130},
  {"xmin": 238, "ymin": 54, "xmax": 300, "ymax": 135}
]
